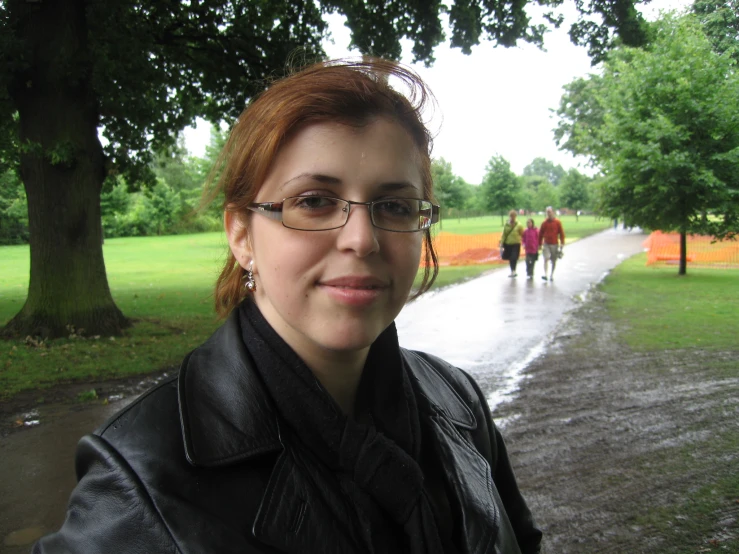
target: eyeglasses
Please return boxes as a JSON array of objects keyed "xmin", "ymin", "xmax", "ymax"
[{"xmin": 246, "ymin": 196, "xmax": 440, "ymax": 232}]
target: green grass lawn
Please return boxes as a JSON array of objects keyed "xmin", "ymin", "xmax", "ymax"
[
  {"xmin": 1, "ymin": 234, "xmax": 229, "ymax": 400},
  {"xmin": 599, "ymin": 254, "xmax": 739, "ymax": 553},
  {"xmin": 0, "ymin": 215, "xmax": 610, "ymax": 400},
  {"xmin": 602, "ymin": 254, "xmax": 739, "ymax": 352}
]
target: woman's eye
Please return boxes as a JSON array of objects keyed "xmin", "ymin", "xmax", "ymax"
[
  {"xmin": 375, "ymin": 199, "xmax": 413, "ymax": 216},
  {"xmin": 292, "ymin": 196, "xmax": 336, "ymax": 210}
]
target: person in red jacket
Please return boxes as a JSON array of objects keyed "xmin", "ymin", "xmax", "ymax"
[{"xmin": 538, "ymin": 206, "xmax": 565, "ymax": 282}]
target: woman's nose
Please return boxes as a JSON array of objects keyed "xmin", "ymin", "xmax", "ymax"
[{"xmin": 336, "ymin": 204, "xmax": 380, "ymax": 256}]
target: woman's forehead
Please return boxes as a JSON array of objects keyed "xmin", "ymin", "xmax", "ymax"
[{"xmin": 258, "ymin": 119, "xmax": 424, "ymax": 197}]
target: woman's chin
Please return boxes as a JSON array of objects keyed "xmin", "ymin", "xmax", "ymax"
[{"xmin": 314, "ymin": 322, "xmax": 387, "ymax": 354}]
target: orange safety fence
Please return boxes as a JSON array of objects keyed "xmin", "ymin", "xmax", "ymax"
[
  {"xmin": 643, "ymin": 231, "xmax": 739, "ymax": 268},
  {"xmin": 422, "ymin": 232, "xmax": 506, "ymax": 266}
]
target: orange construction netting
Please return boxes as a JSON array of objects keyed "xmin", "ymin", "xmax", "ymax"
[
  {"xmin": 643, "ymin": 231, "xmax": 739, "ymax": 268},
  {"xmin": 423, "ymin": 232, "xmax": 506, "ymax": 266}
]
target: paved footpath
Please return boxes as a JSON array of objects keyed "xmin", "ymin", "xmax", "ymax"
[
  {"xmin": 0, "ymin": 226, "xmax": 646, "ymax": 552},
  {"xmin": 396, "ymin": 226, "xmax": 647, "ymax": 407}
]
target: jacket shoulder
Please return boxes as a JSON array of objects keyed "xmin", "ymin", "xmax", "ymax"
[
  {"xmin": 95, "ymin": 375, "xmax": 181, "ymax": 448},
  {"xmin": 401, "ymin": 349, "xmax": 481, "ymax": 430}
]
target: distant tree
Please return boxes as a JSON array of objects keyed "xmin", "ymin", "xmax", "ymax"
[
  {"xmin": 532, "ymin": 182, "xmax": 560, "ymax": 213},
  {"xmin": 556, "ymin": 14, "xmax": 739, "ymax": 274},
  {"xmin": 100, "ymin": 181, "xmax": 130, "ymax": 221},
  {"xmin": 559, "ymin": 169, "xmax": 591, "ymax": 217},
  {"xmin": 481, "ymin": 155, "xmax": 521, "ymax": 224},
  {"xmin": 522, "ymin": 157, "xmax": 566, "ymax": 186},
  {"xmin": 516, "ymin": 184, "xmax": 534, "ymax": 213},
  {"xmin": 519, "ymin": 174, "xmax": 549, "ymax": 212},
  {"xmin": 431, "ymin": 157, "xmax": 469, "ymax": 211},
  {"xmin": 0, "ymin": 168, "xmax": 27, "ymax": 244},
  {"xmin": 191, "ymin": 125, "xmax": 230, "ymax": 187},
  {"xmin": 464, "ymin": 183, "xmax": 487, "ymax": 212},
  {"xmin": 152, "ymin": 137, "xmax": 200, "ymax": 192},
  {"xmin": 144, "ymin": 181, "xmax": 182, "ymax": 236}
]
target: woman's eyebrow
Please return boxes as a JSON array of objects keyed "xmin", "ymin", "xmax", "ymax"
[
  {"xmin": 377, "ymin": 181, "xmax": 419, "ymax": 193},
  {"xmin": 280, "ymin": 174, "xmax": 420, "ymax": 193},
  {"xmin": 281, "ymin": 173, "xmax": 342, "ymax": 189}
]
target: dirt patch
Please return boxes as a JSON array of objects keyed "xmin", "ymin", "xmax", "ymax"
[
  {"xmin": 493, "ymin": 292, "xmax": 739, "ymax": 553},
  {"xmin": 0, "ymin": 366, "xmax": 175, "ymax": 437}
]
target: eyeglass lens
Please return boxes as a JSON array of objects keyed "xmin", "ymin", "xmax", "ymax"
[{"xmin": 282, "ymin": 197, "xmax": 432, "ymax": 231}]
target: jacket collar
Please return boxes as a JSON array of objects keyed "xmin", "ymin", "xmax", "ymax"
[{"xmin": 178, "ymin": 310, "xmax": 476, "ymax": 467}]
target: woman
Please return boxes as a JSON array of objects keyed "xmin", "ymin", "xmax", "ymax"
[
  {"xmin": 522, "ymin": 218, "xmax": 540, "ymax": 279},
  {"xmin": 34, "ymin": 59, "xmax": 542, "ymax": 554},
  {"xmin": 500, "ymin": 210, "xmax": 525, "ymax": 277}
]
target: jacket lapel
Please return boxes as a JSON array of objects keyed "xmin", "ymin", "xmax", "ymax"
[
  {"xmin": 178, "ymin": 310, "xmax": 282, "ymax": 467},
  {"xmin": 177, "ymin": 311, "xmax": 364, "ymax": 553},
  {"xmin": 403, "ymin": 350, "xmax": 520, "ymax": 554}
]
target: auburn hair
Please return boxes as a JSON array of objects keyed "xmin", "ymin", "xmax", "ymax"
[{"xmin": 206, "ymin": 58, "xmax": 439, "ymax": 318}]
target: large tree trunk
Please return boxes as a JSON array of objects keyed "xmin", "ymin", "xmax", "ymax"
[
  {"xmin": 679, "ymin": 231, "xmax": 687, "ymax": 276},
  {"xmin": 3, "ymin": 0, "xmax": 129, "ymax": 338}
]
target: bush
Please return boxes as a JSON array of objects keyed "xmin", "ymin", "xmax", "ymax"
[{"xmin": 0, "ymin": 169, "xmax": 29, "ymax": 245}]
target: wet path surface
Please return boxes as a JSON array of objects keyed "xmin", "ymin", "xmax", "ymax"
[
  {"xmin": 0, "ymin": 227, "xmax": 645, "ymax": 552},
  {"xmin": 397, "ymin": 227, "xmax": 646, "ymax": 407}
]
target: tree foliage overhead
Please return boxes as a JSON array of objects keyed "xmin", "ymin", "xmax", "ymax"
[
  {"xmin": 555, "ymin": 14, "xmax": 739, "ymax": 274},
  {"xmin": 0, "ymin": 0, "xmax": 666, "ymax": 180},
  {"xmin": 2, "ymin": 0, "xmax": 333, "ymax": 184}
]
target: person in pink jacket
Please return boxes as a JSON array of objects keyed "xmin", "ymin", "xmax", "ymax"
[{"xmin": 522, "ymin": 218, "xmax": 540, "ymax": 279}]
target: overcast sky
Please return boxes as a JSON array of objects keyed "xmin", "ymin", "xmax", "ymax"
[{"xmin": 184, "ymin": 0, "xmax": 689, "ymax": 185}]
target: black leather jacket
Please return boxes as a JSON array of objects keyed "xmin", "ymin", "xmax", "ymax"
[{"xmin": 34, "ymin": 312, "xmax": 542, "ymax": 553}]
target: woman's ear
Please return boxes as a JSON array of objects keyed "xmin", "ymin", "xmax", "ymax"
[{"xmin": 224, "ymin": 209, "xmax": 252, "ymax": 269}]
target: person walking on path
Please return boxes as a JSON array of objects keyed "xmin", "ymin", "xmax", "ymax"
[
  {"xmin": 539, "ymin": 206, "xmax": 565, "ymax": 282},
  {"xmin": 500, "ymin": 210, "xmax": 525, "ymax": 278},
  {"xmin": 522, "ymin": 218, "xmax": 539, "ymax": 279}
]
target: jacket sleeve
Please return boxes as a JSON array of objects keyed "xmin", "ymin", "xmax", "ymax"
[
  {"xmin": 463, "ymin": 372, "xmax": 543, "ymax": 554},
  {"xmin": 33, "ymin": 434, "xmax": 179, "ymax": 554}
]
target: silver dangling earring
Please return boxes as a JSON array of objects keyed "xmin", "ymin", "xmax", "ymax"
[{"xmin": 245, "ymin": 261, "xmax": 256, "ymax": 292}]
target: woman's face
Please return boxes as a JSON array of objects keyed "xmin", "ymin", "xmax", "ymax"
[
  {"xmin": 527, "ymin": 220, "xmax": 534, "ymax": 229},
  {"xmin": 227, "ymin": 119, "xmax": 424, "ymax": 363}
]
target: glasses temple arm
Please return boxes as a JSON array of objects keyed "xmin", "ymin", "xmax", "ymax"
[{"xmin": 247, "ymin": 202, "xmax": 284, "ymax": 221}]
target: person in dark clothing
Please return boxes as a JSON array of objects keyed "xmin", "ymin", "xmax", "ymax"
[{"xmin": 34, "ymin": 59, "xmax": 542, "ymax": 554}]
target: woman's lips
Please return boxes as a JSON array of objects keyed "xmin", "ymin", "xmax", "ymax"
[{"xmin": 318, "ymin": 276, "xmax": 388, "ymax": 306}]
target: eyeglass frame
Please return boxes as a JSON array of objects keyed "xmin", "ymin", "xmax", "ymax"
[{"xmin": 245, "ymin": 196, "xmax": 440, "ymax": 232}]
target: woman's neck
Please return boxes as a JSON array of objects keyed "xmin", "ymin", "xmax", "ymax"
[{"xmin": 304, "ymin": 350, "xmax": 368, "ymax": 416}]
